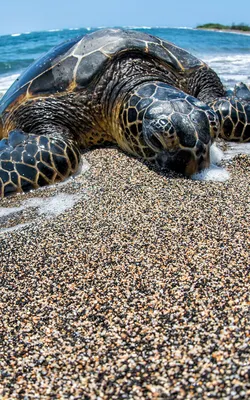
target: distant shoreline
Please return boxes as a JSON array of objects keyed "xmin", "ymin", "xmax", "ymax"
[{"xmin": 195, "ymin": 28, "xmax": 250, "ymax": 36}]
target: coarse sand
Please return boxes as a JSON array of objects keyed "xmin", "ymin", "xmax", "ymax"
[{"xmin": 0, "ymin": 147, "xmax": 249, "ymax": 399}]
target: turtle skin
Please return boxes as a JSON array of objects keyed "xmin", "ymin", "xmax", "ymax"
[{"xmin": 0, "ymin": 28, "xmax": 249, "ymax": 197}]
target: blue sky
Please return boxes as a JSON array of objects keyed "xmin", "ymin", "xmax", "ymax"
[{"xmin": 1, "ymin": 0, "xmax": 250, "ymax": 35}]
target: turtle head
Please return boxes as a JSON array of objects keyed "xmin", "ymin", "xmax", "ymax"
[{"xmin": 142, "ymin": 92, "xmax": 220, "ymax": 175}]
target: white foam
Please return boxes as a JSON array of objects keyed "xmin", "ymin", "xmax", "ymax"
[
  {"xmin": 222, "ymin": 142, "xmax": 250, "ymax": 160},
  {"xmin": 11, "ymin": 33, "xmax": 21, "ymax": 37},
  {"xmin": 0, "ymin": 193, "xmax": 83, "ymax": 219},
  {"xmin": 0, "ymin": 73, "xmax": 20, "ymax": 95},
  {"xmin": 124, "ymin": 26, "xmax": 152, "ymax": 30},
  {"xmin": 0, "ymin": 192, "xmax": 85, "ymax": 234},
  {"xmin": 202, "ymin": 54, "xmax": 250, "ymax": 88},
  {"xmin": 223, "ymin": 75, "xmax": 250, "ymax": 85},
  {"xmin": 174, "ymin": 26, "xmax": 194, "ymax": 30},
  {"xmin": 77, "ymin": 157, "xmax": 91, "ymax": 175},
  {"xmin": 208, "ymin": 30, "xmax": 250, "ymax": 37},
  {"xmin": 210, "ymin": 143, "xmax": 224, "ymax": 165},
  {"xmin": 204, "ymin": 54, "xmax": 250, "ymax": 64},
  {"xmin": 0, "ymin": 206, "xmax": 24, "ymax": 218},
  {"xmin": 25, "ymin": 193, "xmax": 83, "ymax": 217},
  {"xmin": 191, "ymin": 165, "xmax": 230, "ymax": 182},
  {"xmin": 191, "ymin": 143, "xmax": 230, "ymax": 182},
  {"xmin": 191, "ymin": 140, "xmax": 250, "ymax": 181}
]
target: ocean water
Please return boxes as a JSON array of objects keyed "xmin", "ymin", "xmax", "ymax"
[{"xmin": 0, "ymin": 26, "xmax": 250, "ymax": 96}]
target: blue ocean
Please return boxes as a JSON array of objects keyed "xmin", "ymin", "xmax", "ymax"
[{"xmin": 0, "ymin": 27, "xmax": 250, "ymax": 97}]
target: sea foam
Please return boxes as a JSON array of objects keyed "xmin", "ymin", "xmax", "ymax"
[
  {"xmin": 191, "ymin": 165, "xmax": 230, "ymax": 182},
  {"xmin": 0, "ymin": 74, "xmax": 19, "ymax": 96},
  {"xmin": 222, "ymin": 142, "xmax": 250, "ymax": 160},
  {"xmin": 191, "ymin": 144, "xmax": 230, "ymax": 182},
  {"xmin": 0, "ymin": 193, "xmax": 84, "ymax": 219},
  {"xmin": 0, "ymin": 193, "xmax": 85, "ymax": 234}
]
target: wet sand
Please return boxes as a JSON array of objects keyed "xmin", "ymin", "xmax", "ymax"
[{"xmin": 0, "ymin": 148, "xmax": 249, "ymax": 399}]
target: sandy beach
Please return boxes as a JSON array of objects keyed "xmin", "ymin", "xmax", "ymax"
[
  {"xmin": 195, "ymin": 28, "xmax": 250, "ymax": 36},
  {"xmin": 0, "ymin": 147, "xmax": 249, "ymax": 399}
]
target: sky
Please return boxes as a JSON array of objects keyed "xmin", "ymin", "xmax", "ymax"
[{"xmin": 1, "ymin": 0, "xmax": 250, "ymax": 35}]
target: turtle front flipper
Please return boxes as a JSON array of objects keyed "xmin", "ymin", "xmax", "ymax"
[
  {"xmin": 210, "ymin": 83, "xmax": 250, "ymax": 142},
  {"xmin": 0, "ymin": 130, "xmax": 81, "ymax": 197}
]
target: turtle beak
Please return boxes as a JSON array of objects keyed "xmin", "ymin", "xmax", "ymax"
[
  {"xmin": 185, "ymin": 157, "xmax": 209, "ymax": 176},
  {"xmin": 156, "ymin": 144, "xmax": 211, "ymax": 176},
  {"xmin": 185, "ymin": 143, "xmax": 210, "ymax": 176}
]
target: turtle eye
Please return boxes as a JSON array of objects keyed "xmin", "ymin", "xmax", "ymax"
[
  {"xmin": 159, "ymin": 119, "xmax": 168, "ymax": 126},
  {"xmin": 159, "ymin": 119, "xmax": 173, "ymax": 134}
]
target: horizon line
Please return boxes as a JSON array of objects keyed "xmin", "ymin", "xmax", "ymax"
[{"xmin": 0, "ymin": 25, "xmax": 195, "ymax": 37}]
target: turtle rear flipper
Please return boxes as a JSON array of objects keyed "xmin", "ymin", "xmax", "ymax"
[
  {"xmin": 0, "ymin": 129, "xmax": 81, "ymax": 197},
  {"xmin": 233, "ymin": 82, "xmax": 250, "ymax": 101},
  {"xmin": 210, "ymin": 98, "xmax": 250, "ymax": 142}
]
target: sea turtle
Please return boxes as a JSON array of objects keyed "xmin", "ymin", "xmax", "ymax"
[{"xmin": 0, "ymin": 28, "xmax": 249, "ymax": 197}]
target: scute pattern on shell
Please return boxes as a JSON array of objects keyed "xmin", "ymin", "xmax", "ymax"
[{"xmin": 0, "ymin": 29, "xmax": 205, "ymax": 115}]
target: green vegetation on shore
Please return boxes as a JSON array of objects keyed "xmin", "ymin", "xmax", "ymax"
[{"xmin": 197, "ymin": 23, "xmax": 250, "ymax": 32}]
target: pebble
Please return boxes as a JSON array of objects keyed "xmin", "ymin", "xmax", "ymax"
[{"xmin": 0, "ymin": 147, "xmax": 249, "ymax": 399}]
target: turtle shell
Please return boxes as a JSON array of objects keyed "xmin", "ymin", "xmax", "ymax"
[{"xmin": 0, "ymin": 29, "xmax": 205, "ymax": 114}]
